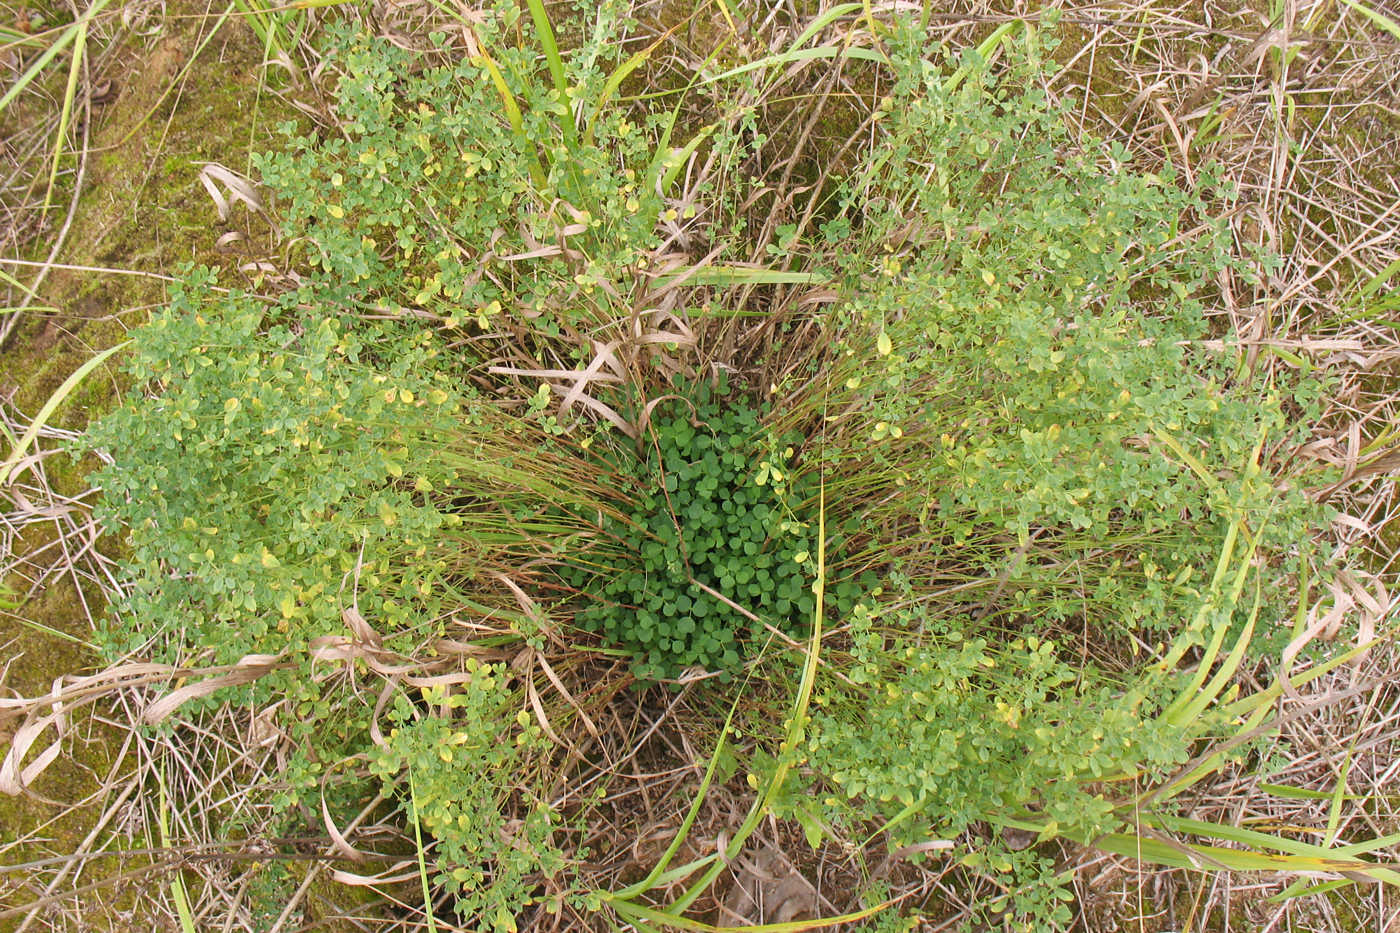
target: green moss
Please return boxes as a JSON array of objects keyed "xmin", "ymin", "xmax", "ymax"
[{"xmin": 0, "ymin": 0, "xmax": 302, "ymax": 925}]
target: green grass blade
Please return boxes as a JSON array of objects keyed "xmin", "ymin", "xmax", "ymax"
[
  {"xmin": 1158, "ymin": 512, "xmax": 1238, "ymax": 673},
  {"xmin": 1257, "ymin": 782, "xmax": 1364, "ymax": 802},
  {"xmin": 0, "ymin": 25, "xmax": 55, "ymax": 49},
  {"xmin": 1333, "ymin": 831, "xmax": 1400, "ymax": 858},
  {"xmin": 522, "ymin": 0, "xmax": 585, "ymax": 203},
  {"xmin": 1152, "ymin": 427, "xmax": 1224, "ymax": 493},
  {"xmin": 472, "ymin": 46, "xmax": 543, "ymax": 189},
  {"xmin": 587, "ymin": 29, "xmax": 675, "ymax": 146},
  {"xmin": 428, "ymin": 0, "xmax": 548, "ymax": 190},
  {"xmin": 0, "ymin": 608, "xmax": 97, "ymax": 648},
  {"xmin": 609, "ymin": 894, "xmax": 893, "ymax": 931},
  {"xmin": 616, "ymin": 851, "xmax": 716, "ymax": 896},
  {"xmin": 1224, "ymin": 631, "xmax": 1380, "ymax": 720},
  {"xmin": 407, "ymin": 765, "xmax": 440, "ymax": 933},
  {"xmin": 1159, "ymin": 815, "xmax": 1342, "ymax": 858},
  {"xmin": 1169, "ymin": 569, "xmax": 1262, "ymax": 727},
  {"xmin": 699, "ymin": 45, "xmax": 884, "ymax": 90},
  {"xmin": 609, "ymin": 697, "xmax": 742, "ymax": 899},
  {"xmin": 1095, "ymin": 828, "xmax": 1400, "ymax": 881},
  {"xmin": 0, "ymin": 19, "xmax": 81, "ymax": 114},
  {"xmin": 789, "ymin": 2, "xmax": 865, "ymax": 54},
  {"xmin": 1358, "ymin": 256, "xmax": 1400, "ymax": 301},
  {"xmin": 474, "ymin": 47, "xmax": 526, "ymax": 135},
  {"xmin": 1339, "ymin": 0, "xmax": 1400, "ymax": 40},
  {"xmin": 1267, "ymin": 878, "xmax": 1351, "ymax": 902},
  {"xmin": 1325, "ymin": 749, "xmax": 1353, "ymax": 846},
  {"xmin": 0, "ymin": 339, "xmax": 129, "ymax": 486},
  {"xmin": 42, "ymin": 9, "xmax": 88, "ymax": 214},
  {"xmin": 171, "ymin": 869, "xmax": 197, "ymax": 931},
  {"xmin": 639, "ymin": 37, "xmax": 728, "ymax": 202},
  {"xmin": 156, "ymin": 769, "xmax": 198, "ymax": 933},
  {"xmin": 712, "ymin": 0, "xmax": 741, "ymax": 38},
  {"xmin": 1154, "ymin": 816, "xmax": 1400, "ymax": 878},
  {"xmin": 524, "ymin": 0, "xmax": 569, "ymax": 101},
  {"xmin": 944, "ymin": 20, "xmax": 1023, "ymax": 93},
  {"xmin": 656, "ymin": 124, "xmax": 716, "ymax": 195},
  {"xmin": 1147, "ymin": 625, "xmax": 1390, "ymax": 806},
  {"xmin": 0, "ymin": 268, "xmax": 46, "ymax": 306},
  {"xmin": 662, "ymin": 266, "xmax": 827, "ymax": 287},
  {"xmin": 1162, "ymin": 606, "xmax": 1232, "ymax": 720},
  {"xmin": 1150, "ymin": 701, "xmax": 1274, "ymax": 803}
]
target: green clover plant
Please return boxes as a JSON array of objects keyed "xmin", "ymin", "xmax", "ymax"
[{"xmin": 560, "ymin": 378, "xmax": 838, "ymax": 680}]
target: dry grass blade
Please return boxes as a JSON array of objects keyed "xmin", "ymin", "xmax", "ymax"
[
  {"xmin": 0, "ymin": 696, "xmax": 67, "ymax": 796},
  {"xmin": 196, "ymin": 161, "xmax": 265, "ymax": 223},
  {"xmin": 138, "ymin": 653, "xmax": 285, "ymax": 726}
]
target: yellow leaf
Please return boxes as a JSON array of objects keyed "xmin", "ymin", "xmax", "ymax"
[{"xmin": 877, "ymin": 330, "xmax": 893, "ymax": 356}]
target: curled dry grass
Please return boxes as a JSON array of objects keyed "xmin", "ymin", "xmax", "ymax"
[{"xmin": 2, "ymin": 0, "xmax": 1400, "ymax": 930}]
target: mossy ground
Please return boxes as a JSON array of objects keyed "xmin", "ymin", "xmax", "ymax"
[{"xmin": 0, "ymin": 3, "xmax": 313, "ymax": 926}]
